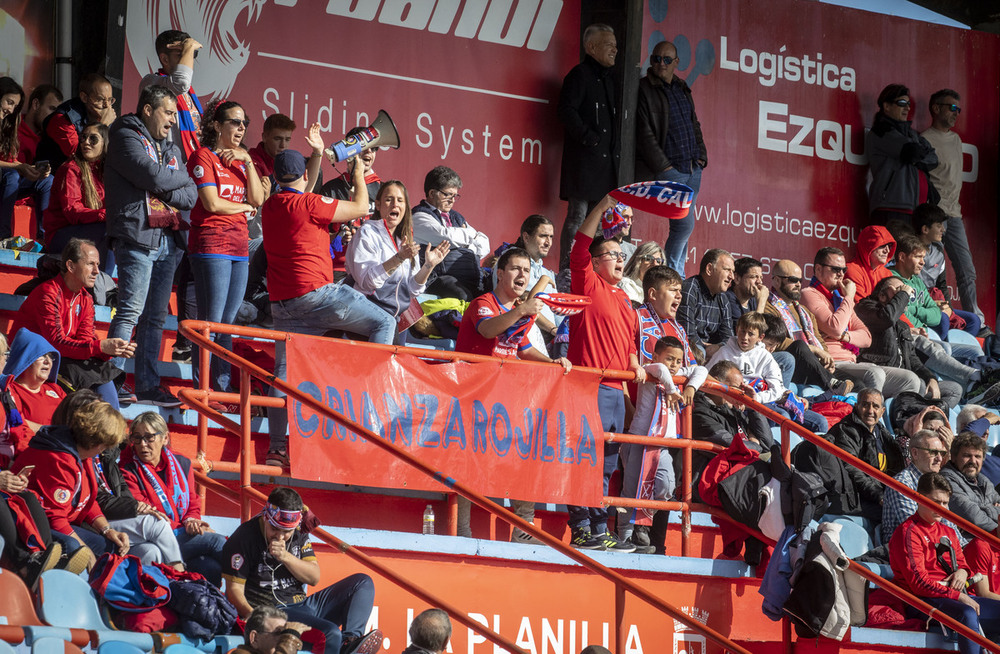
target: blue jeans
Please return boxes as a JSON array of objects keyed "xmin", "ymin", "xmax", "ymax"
[
  {"xmin": 175, "ymin": 529, "xmax": 227, "ymax": 586},
  {"xmin": 0, "ymin": 168, "xmax": 53, "ymax": 239},
  {"xmin": 282, "ymin": 573, "xmax": 375, "ymax": 654},
  {"xmin": 47, "ymin": 222, "xmax": 115, "ymax": 274},
  {"xmin": 768, "ymin": 403, "xmax": 829, "ymax": 435},
  {"xmin": 910, "ymin": 596, "xmax": 1000, "ymax": 654},
  {"xmin": 267, "ymin": 283, "xmax": 396, "ymax": 450},
  {"xmin": 773, "ymin": 351, "xmax": 795, "ymax": 389},
  {"xmin": 53, "ymin": 525, "xmax": 110, "ymax": 556},
  {"xmin": 190, "ymin": 256, "xmax": 249, "ymax": 392},
  {"xmin": 661, "ymin": 166, "xmax": 703, "ymax": 277},
  {"xmin": 942, "ymin": 214, "xmax": 985, "ymax": 323},
  {"xmin": 107, "ymin": 234, "xmax": 183, "ymax": 393},
  {"xmin": 567, "ymin": 384, "xmax": 624, "ymax": 532}
]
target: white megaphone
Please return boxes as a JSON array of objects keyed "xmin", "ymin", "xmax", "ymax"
[{"xmin": 325, "ymin": 109, "xmax": 400, "ymax": 162}]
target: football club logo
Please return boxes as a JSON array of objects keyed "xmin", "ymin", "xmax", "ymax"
[
  {"xmin": 54, "ymin": 488, "xmax": 72, "ymax": 504},
  {"xmin": 193, "ymin": 165, "xmax": 205, "ymax": 179},
  {"xmin": 231, "ymin": 553, "xmax": 244, "ymax": 570}
]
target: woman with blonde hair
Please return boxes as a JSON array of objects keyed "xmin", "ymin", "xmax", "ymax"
[
  {"xmin": 619, "ymin": 241, "xmax": 666, "ymax": 305},
  {"xmin": 13, "ymin": 398, "xmax": 129, "ymax": 569}
]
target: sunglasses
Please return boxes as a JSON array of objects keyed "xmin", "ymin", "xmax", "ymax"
[
  {"xmin": 650, "ymin": 54, "xmax": 675, "ymax": 65},
  {"xmin": 935, "ymin": 103, "xmax": 961, "ymax": 114},
  {"xmin": 912, "ymin": 446, "xmax": 948, "ymax": 458},
  {"xmin": 639, "ymin": 255, "xmax": 665, "ymax": 265},
  {"xmin": 893, "ymin": 99, "xmax": 911, "ymax": 108},
  {"xmin": 223, "ymin": 118, "xmax": 250, "ymax": 128},
  {"xmin": 82, "ymin": 134, "xmax": 102, "ymax": 145},
  {"xmin": 775, "ymin": 275, "xmax": 802, "ymax": 284},
  {"xmin": 819, "ymin": 263, "xmax": 847, "ymax": 275}
]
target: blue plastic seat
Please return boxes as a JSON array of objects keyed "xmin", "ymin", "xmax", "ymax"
[
  {"xmin": 36, "ymin": 570, "xmax": 154, "ymax": 650},
  {"xmin": 164, "ymin": 644, "xmax": 207, "ymax": 654},
  {"xmin": 30, "ymin": 637, "xmax": 84, "ymax": 654},
  {"xmin": 97, "ymin": 642, "xmax": 147, "ymax": 654},
  {"xmin": 0, "ymin": 639, "xmax": 15, "ymax": 654}
]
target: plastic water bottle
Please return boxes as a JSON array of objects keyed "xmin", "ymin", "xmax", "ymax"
[{"xmin": 422, "ymin": 505, "xmax": 434, "ymax": 535}]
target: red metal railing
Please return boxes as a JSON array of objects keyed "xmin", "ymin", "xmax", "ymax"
[
  {"xmin": 179, "ymin": 320, "xmax": 752, "ymax": 654},
  {"xmin": 180, "ymin": 320, "xmax": 1000, "ymax": 654}
]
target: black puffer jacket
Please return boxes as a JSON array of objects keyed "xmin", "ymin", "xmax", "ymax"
[
  {"xmin": 829, "ymin": 411, "xmax": 904, "ymax": 513},
  {"xmin": 855, "ymin": 289, "xmax": 934, "ymax": 384}
]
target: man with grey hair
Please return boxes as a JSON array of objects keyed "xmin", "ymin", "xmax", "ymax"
[
  {"xmin": 402, "ymin": 609, "xmax": 451, "ymax": 654},
  {"xmin": 235, "ymin": 606, "xmax": 309, "ymax": 654},
  {"xmin": 882, "ymin": 429, "xmax": 960, "ymax": 541},
  {"xmin": 556, "ymin": 23, "xmax": 620, "ymax": 270},
  {"xmin": 635, "ymin": 40, "xmax": 707, "ymax": 276},
  {"xmin": 957, "ymin": 404, "xmax": 1000, "ymax": 435},
  {"xmin": 677, "ymin": 248, "xmax": 735, "ymax": 362}
]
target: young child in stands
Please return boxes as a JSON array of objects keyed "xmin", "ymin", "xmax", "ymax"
[
  {"xmin": 709, "ymin": 312, "xmax": 828, "ymax": 433},
  {"xmin": 619, "ymin": 336, "xmax": 707, "ymax": 554}
]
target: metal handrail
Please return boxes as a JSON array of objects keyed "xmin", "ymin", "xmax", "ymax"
[
  {"xmin": 179, "ymin": 320, "xmax": 752, "ymax": 654},
  {"xmin": 179, "ymin": 320, "xmax": 1000, "ymax": 653}
]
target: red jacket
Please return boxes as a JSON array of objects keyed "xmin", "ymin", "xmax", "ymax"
[
  {"xmin": 10, "ymin": 275, "xmax": 105, "ymax": 361},
  {"xmin": 846, "ymin": 225, "xmax": 896, "ymax": 301},
  {"xmin": 889, "ymin": 513, "xmax": 968, "ymax": 600},
  {"xmin": 42, "ymin": 159, "xmax": 106, "ymax": 244},
  {"xmin": 120, "ymin": 447, "xmax": 201, "ymax": 530},
  {"xmin": 13, "ymin": 425, "xmax": 103, "ymax": 534}
]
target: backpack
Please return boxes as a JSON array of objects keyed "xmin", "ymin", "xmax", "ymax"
[
  {"xmin": 791, "ymin": 438, "xmax": 858, "ymax": 517},
  {"xmin": 89, "ymin": 553, "xmax": 172, "ymax": 612}
]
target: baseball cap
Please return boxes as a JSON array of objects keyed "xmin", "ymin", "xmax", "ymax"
[{"xmin": 274, "ymin": 150, "xmax": 306, "ymax": 184}]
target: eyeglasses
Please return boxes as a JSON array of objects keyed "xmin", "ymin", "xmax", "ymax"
[
  {"xmin": 912, "ymin": 446, "xmax": 948, "ymax": 458},
  {"xmin": 650, "ymin": 55, "xmax": 675, "ymax": 65},
  {"xmin": 639, "ymin": 255, "xmax": 665, "ymax": 265},
  {"xmin": 88, "ymin": 94, "xmax": 115, "ymax": 108},
  {"xmin": 82, "ymin": 134, "xmax": 101, "ymax": 145},
  {"xmin": 129, "ymin": 432, "xmax": 163, "ymax": 444},
  {"xmin": 893, "ymin": 99, "xmax": 911, "ymax": 108},
  {"xmin": 435, "ymin": 189, "xmax": 460, "ymax": 201},
  {"xmin": 224, "ymin": 118, "xmax": 250, "ymax": 128},
  {"xmin": 934, "ymin": 103, "xmax": 961, "ymax": 114},
  {"xmin": 819, "ymin": 263, "xmax": 847, "ymax": 275},
  {"xmin": 775, "ymin": 275, "xmax": 802, "ymax": 284},
  {"xmin": 594, "ymin": 251, "xmax": 627, "ymax": 262}
]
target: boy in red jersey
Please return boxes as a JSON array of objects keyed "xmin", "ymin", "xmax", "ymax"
[
  {"xmin": 889, "ymin": 472, "xmax": 1000, "ymax": 653},
  {"xmin": 566, "ymin": 195, "xmax": 644, "ymax": 552}
]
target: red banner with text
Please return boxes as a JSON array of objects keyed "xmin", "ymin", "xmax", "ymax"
[
  {"xmin": 638, "ymin": 0, "xmax": 998, "ymax": 317},
  {"xmin": 286, "ymin": 336, "xmax": 604, "ymax": 505}
]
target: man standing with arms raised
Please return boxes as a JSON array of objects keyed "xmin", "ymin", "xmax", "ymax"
[
  {"xmin": 566, "ymin": 195, "xmax": 643, "ymax": 552},
  {"xmin": 635, "ymin": 40, "xmax": 707, "ymax": 276}
]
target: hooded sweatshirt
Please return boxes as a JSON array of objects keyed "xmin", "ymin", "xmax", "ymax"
[
  {"xmin": 13, "ymin": 424, "xmax": 104, "ymax": 534},
  {"xmin": 846, "ymin": 226, "xmax": 896, "ymax": 301},
  {"xmin": 1, "ymin": 329, "xmax": 65, "ymax": 457}
]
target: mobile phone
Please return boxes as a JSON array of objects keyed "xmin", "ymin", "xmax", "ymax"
[
  {"xmin": 19, "ymin": 465, "xmax": 35, "ymax": 476},
  {"xmin": 35, "ymin": 160, "xmax": 50, "ymax": 174}
]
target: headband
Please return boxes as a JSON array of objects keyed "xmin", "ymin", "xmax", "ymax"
[{"xmin": 263, "ymin": 502, "xmax": 302, "ymax": 530}]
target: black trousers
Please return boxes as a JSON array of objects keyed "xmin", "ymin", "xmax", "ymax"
[
  {"xmin": 0, "ymin": 491, "xmax": 52, "ymax": 567},
  {"xmin": 786, "ymin": 340, "xmax": 833, "ymax": 389}
]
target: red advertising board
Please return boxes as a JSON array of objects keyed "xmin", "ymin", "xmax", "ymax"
[
  {"xmin": 120, "ymin": 0, "xmax": 581, "ymax": 250},
  {"xmin": 638, "ymin": 0, "xmax": 998, "ymax": 317},
  {"xmin": 118, "ymin": 0, "xmax": 996, "ymax": 316},
  {"xmin": 285, "ymin": 335, "xmax": 604, "ymax": 506}
]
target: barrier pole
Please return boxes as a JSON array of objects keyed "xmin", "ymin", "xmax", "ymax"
[
  {"xmin": 681, "ymin": 402, "xmax": 693, "ymax": 557},
  {"xmin": 240, "ymin": 367, "xmax": 253, "ymax": 521}
]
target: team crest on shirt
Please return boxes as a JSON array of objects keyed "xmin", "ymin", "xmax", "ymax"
[
  {"xmin": 321, "ymin": 197, "xmax": 334, "ymax": 204},
  {"xmin": 54, "ymin": 489, "xmax": 71, "ymax": 504},
  {"xmin": 477, "ymin": 307, "xmax": 493, "ymax": 317},
  {"xmin": 45, "ymin": 389, "xmax": 61, "ymax": 398},
  {"xmin": 231, "ymin": 553, "xmax": 244, "ymax": 570},
  {"xmin": 193, "ymin": 165, "xmax": 205, "ymax": 179}
]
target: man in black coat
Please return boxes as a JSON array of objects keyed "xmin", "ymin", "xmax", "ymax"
[
  {"xmin": 556, "ymin": 23, "xmax": 620, "ymax": 270},
  {"xmin": 690, "ymin": 361, "xmax": 773, "ymax": 480},
  {"xmin": 635, "ymin": 40, "xmax": 707, "ymax": 276},
  {"xmin": 855, "ymin": 276, "xmax": 961, "ymax": 408},
  {"xmin": 829, "ymin": 388, "xmax": 904, "ymax": 522}
]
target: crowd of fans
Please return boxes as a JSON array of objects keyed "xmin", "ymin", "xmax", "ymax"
[{"xmin": 0, "ymin": 18, "xmax": 998, "ymax": 651}]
